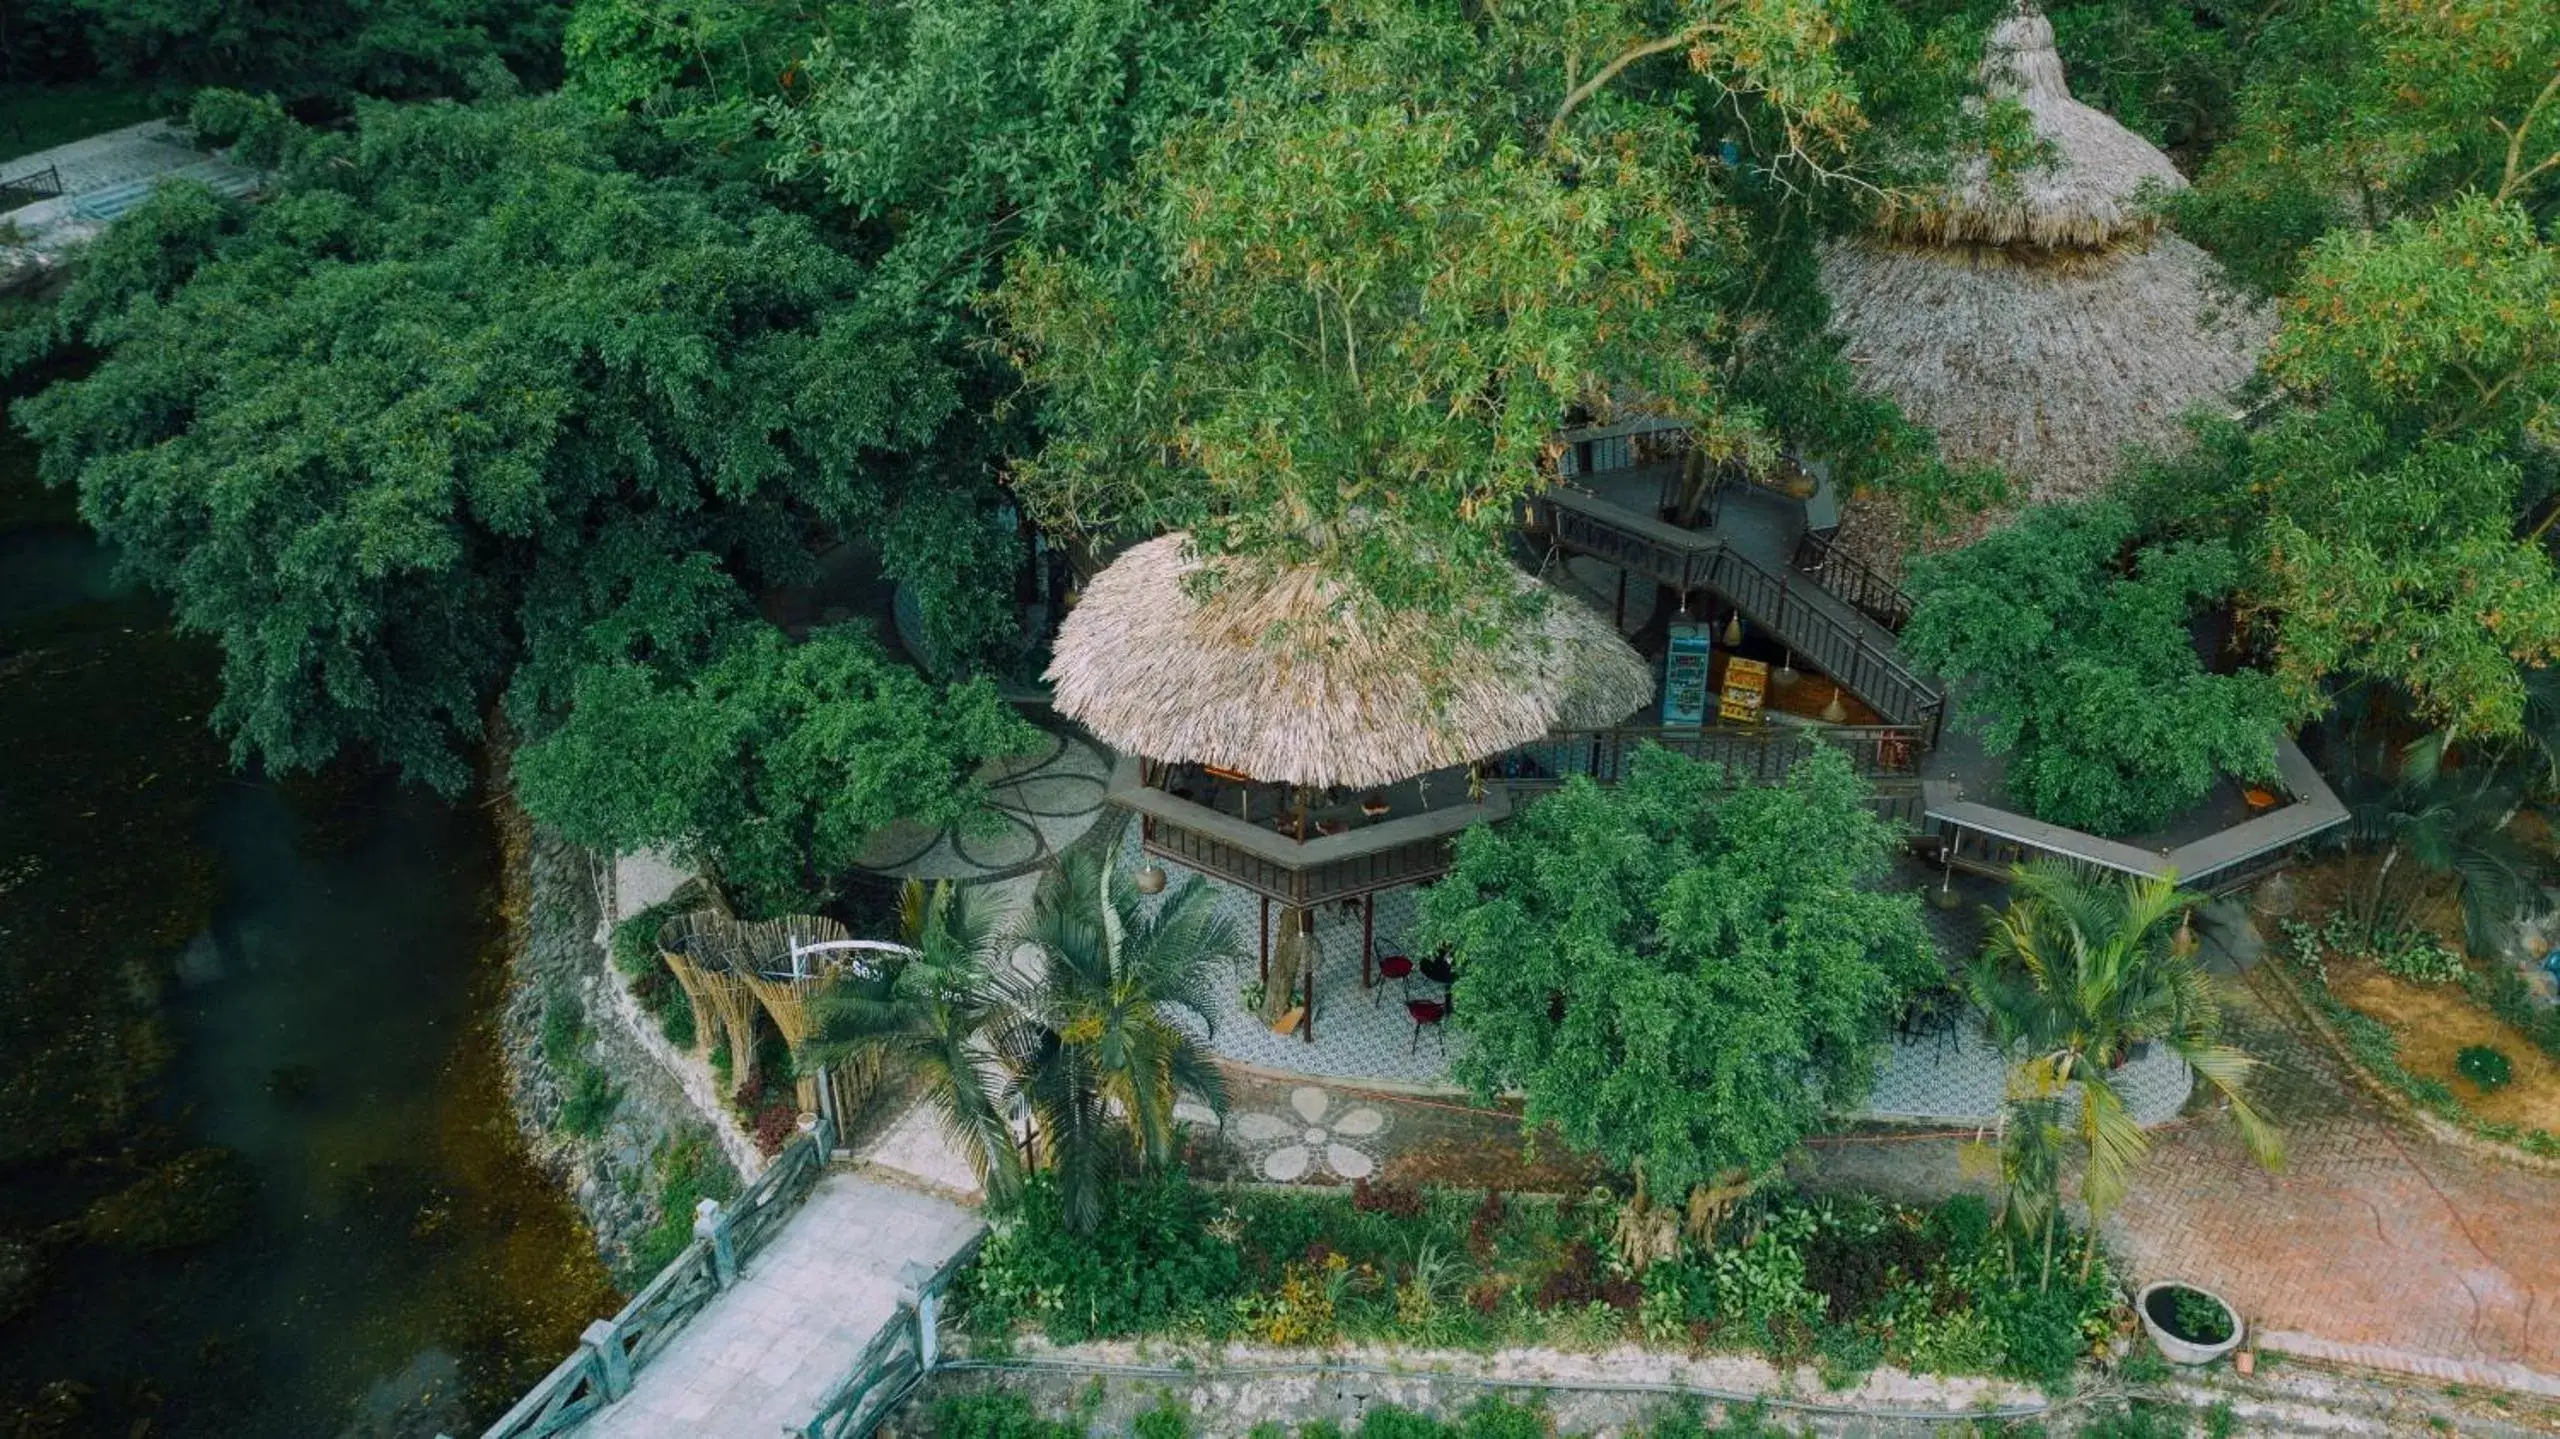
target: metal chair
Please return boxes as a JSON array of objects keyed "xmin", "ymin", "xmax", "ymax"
[{"xmin": 1406, "ymin": 998, "xmax": 1447, "ymax": 1054}]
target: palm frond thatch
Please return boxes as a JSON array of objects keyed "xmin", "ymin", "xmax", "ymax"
[
  {"xmin": 1883, "ymin": 11, "xmax": 2188, "ymax": 251},
  {"xmin": 1046, "ymin": 533, "xmax": 1654, "ymax": 788}
]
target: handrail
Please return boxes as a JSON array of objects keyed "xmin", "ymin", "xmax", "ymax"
[
  {"xmin": 468, "ymin": 1117, "xmax": 840, "ymax": 1439},
  {"xmin": 1793, "ymin": 529, "xmax": 1917, "ymax": 634},
  {"xmin": 795, "ymin": 1231, "xmax": 989, "ymax": 1439},
  {"xmin": 1488, "ymin": 722, "xmax": 1923, "ymax": 789},
  {"xmin": 1529, "ymin": 488, "xmax": 1944, "ymax": 741}
]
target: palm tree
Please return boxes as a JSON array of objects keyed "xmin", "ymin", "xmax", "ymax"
[
  {"xmin": 800, "ymin": 880, "xmax": 1025, "ymax": 1201},
  {"xmin": 1969, "ymin": 861, "xmax": 2283, "ymax": 1282},
  {"xmin": 1008, "ymin": 846, "xmax": 1240, "ymax": 1232}
]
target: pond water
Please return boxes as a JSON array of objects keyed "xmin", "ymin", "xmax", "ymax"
[{"xmin": 0, "ymin": 424, "xmax": 614, "ymax": 1435}]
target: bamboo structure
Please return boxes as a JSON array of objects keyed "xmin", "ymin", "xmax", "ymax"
[{"xmin": 658, "ymin": 910, "xmax": 886, "ymax": 1123}]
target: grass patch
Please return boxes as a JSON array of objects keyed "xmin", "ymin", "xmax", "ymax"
[
  {"xmin": 0, "ymin": 83, "xmax": 171, "ymax": 167},
  {"xmin": 954, "ymin": 1169, "xmax": 2118, "ymax": 1390},
  {"xmin": 622, "ymin": 1130, "xmax": 739, "ymax": 1284},
  {"xmin": 930, "ymin": 1394, "xmax": 1788, "ymax": 1439},
  {"xmin": 539, "ymin": 990, "xmax": 622, "ymax": 1140}
]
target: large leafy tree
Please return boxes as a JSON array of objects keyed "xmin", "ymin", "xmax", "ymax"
[
  {"xmin": 2134, "ymin": 193, "xmax": 2560, "ymax": 743},
  {"xmin": 11, "ymin": 93, "xmax": 951, "ymax": 794},
  {"xmin": 7, "ymin": 0, "xmax": 568, "ymax": 103},
  {"xmin": 1421, "ymin": 745, "xmax": 1935, "ymax": 1201},
  {"xmin": 2175, "ymin": 0, "xmax": 2559, "ymax": 297},
  {"xmin": 1902, "ymin": 500, "xmax": 2288, "ymax": 836},
  {"xmin": 512, "ymin": 626, "xmax": 1037, "ymax": 914}
]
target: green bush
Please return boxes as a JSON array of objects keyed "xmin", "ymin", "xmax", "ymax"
[
  {"xmin": 2457, "ymin": 1044, "xmax": 2514, "ymax": 1092},
  {"xmin": 624, "ymin": 1131, "xmax": 740, "ymax": 1283},
  {"xmin": 955, "ymin": 1173, "xmax": 2115, "ymax": 1387},
  {"xmin": 932, "ymin": 1393, "xmax": 1081, "ymax": 1439},
  {"xmin": 611, "ymin": 899, "xmax": 697, "ymax": 1049},
  {"xmin": 561, "ymin": 1063, "xmax": 622, "ymax": 1138}
]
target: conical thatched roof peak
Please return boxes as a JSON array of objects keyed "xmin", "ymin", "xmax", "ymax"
[
  {"xmin": 1884, "ymin": 7, "xmax": 2188, "ymax": 252},
  {"xmin": 1047, "ymin": 535, "xmax": 1652, "ymax": 789}
]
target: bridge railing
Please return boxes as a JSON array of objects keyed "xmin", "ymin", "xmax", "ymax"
[
  {"xmin": 466, "ymin": 1116, "xmax": 838, "ymax": 1439},
  {"xmin": 794, "ymin": 1231, "xmax": 987, "ymax": 1439}
]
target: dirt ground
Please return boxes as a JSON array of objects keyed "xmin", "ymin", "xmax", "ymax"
[{"xmin": 2334, "ymin": 963, "xmax": 2560, "ymax": 1131}]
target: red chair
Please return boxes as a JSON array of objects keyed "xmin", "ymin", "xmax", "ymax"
[
  {"xmin": 1374, "ymin": 953, "xmax": 1413, "ymax": 1006},
  {"xmin": 1406, "ymin": 998, "xmax": 1447, "ymax": 1054}
]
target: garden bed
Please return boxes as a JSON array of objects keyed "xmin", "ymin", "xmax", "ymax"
[
  {"xmin": 2273, "ymin": 912, "xmax": 2560, "ymax": 1163},
  {"xmin": 951, "ymin": 1171, "xmax": 2123, "ymax": 1393}
]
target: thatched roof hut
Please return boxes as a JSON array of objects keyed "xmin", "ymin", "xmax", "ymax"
[
  {"xmin": 1821, "ymin": 7, "xmax": 2268, "ymax": 532},
  {"xmin": 1047, "ymin": 534, "xmax": 1653, "ymax": 788}
]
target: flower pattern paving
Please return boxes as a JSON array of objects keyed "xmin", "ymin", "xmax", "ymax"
[{"xmin": 1182, "ymin": 1088, "xmax": 1390, "ymax": 1182}]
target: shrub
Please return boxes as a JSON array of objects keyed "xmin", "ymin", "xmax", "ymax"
[
  {"xmin": 625, "ymin": 1131, "xmax": 739, "ymax": 1282},
  {"xmin": 561, "ymin": 1062, "xmax": 622, "ymax": 1138},
  {"xmin": 752, "ymin": 1100, "xmax": 800, "ymax": 1156},
  {"xmin": 1351, "ymin": 1177, "xmax": 1425, "ymax": 1219},
  {"xmin": 931, "ymin": 1393, "xmax": 1079, "ymax": 1439},
  {"xmin": 2148, "ymin": 1283, "xmax": 2233, "ymax": 1345},
  {"xmin": 1134, "ymin": 1396, "xmax": 1192, "ymax": 1439},
  {"xmin": 2457, "ymin": 1044, "xmax": 2515, "ymax": 1091},
  {"xmin": 960, "ymin": 1169, "xmax": 1246, "ymax": 1343}
]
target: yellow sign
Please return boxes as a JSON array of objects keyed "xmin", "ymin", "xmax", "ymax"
[{"xmin": 1719, "ymin": 657, "xmax": 1769, "ymax": 723}]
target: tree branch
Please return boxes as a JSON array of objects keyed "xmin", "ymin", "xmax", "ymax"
[
  {"xmin": 2493, "ymin": 65, "xmax": 2560, "ymax": 204},
  {"xmin": 1546, "ymin": 19, "xmax": 1715, "ymax": 153}
]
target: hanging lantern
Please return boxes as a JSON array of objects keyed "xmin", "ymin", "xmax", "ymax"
[
  {"xmin": 1135, "ymin": 863, "xmax": 1169, "ymax": 895},
  {"xmin": 1721, "ymin": 611, "xmax": 1743, "ymax": 647}
]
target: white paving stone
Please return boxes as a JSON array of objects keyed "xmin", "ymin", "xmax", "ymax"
[{"xmin": 583, "ymin": 1172, "xmax": 981, "ymax": 1439}]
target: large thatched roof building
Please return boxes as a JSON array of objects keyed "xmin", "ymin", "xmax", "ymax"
[
  {"xmin": 1047, "ymin": 534, "xmax": 1652, "ymax": 788},
  {"xmin": 1822, "ymin": 7, "xmax": 2267, "ymax": 538}
]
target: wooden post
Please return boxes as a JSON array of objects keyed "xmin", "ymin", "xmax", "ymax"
[
  {"xmin": 1614, "ymin": 567, "xmax": 1628, "ymax": 631},
  {"xmin": 1259, "ymin": 895, "xmax": 1271, "ymax": 984},
  {"xmin": 1362, "ymin": 892, "xmax": 1375, "ymax": 989},
  {"xmin": 1301, "ymin": 908, "xmax": 1317, "ymax": 1045}
]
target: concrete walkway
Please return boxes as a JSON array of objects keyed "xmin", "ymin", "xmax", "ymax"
[
  {"xmin": 585, "ymin": 1171, "xmax": 981, "ymax": 1437},
  {"xmin": 2, "ymin": 121, "xmax": 259, "ymax": 279}
]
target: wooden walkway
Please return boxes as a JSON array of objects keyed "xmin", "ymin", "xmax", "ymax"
[{"xmin": 582, "ymin": 1172, "xmax": 980, "ymax": 1437}]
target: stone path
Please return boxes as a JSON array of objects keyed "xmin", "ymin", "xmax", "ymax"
[
  {"xmin": 584, "ymin": 1171, "xmax": 982, "ymax": 1438},
  {"xmin": 1804, "ymin": 973, "xmax": 2560, "ymax": 1399}
]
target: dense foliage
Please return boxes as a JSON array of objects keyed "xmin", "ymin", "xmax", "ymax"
[
  {"xmin": 516, "ymin": 627, "xmax": 1035, "ymax": 912},
  {"xmin": 958, "ymin": 1169, "xmax": 2117, "ymax": 1389},
  {"xmin": 1420, "ymin": 746, "xmax": 1933, "ymax": 1199},
  {"xmin": 1903, "ymin": 501, "xmax": 2286, "ymax": 836},
  {"xmin": 932, "ymin": 1393, "xmax": 1801, "ymax": 1439},
  {"xmin": 2, "ymin": 0, "xmax": 567, "ymax": 105}
]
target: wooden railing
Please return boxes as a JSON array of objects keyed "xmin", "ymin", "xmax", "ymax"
[
  {"xmin": 1139, "ymin": 812, "xmax": 1458, "ymax": 907},
  {"xmin": 1533, "ymin": 488, "xmax": 1946, "ymax": 742},
  {"xmin": 1793, "ymin": 530, "xmax": 1916, "ymax": 633},
  {"xmin": 468, "ymin": 1118, "xmax": 838, "ymax": 1439},
  {"xmin": 1489, "ymin": 724, "xmax": 1923, "ymax": 826},
  {"xmin": 794, "ymin": 1232, "xmax": 986, "ymax": 1438}
]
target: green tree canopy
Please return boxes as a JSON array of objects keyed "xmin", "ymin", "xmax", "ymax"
[
  {"xmin": 2133, "ymin": 194, "xmax": 2560, "ymax": 741},
  {"xmin": 990, "ymin": 2, "xmax": 1882, "ymax": 627},
  {"xmin": 514, "ymin": 625, "xmax": 1037, "ymax": 914},
  {"xmin": 7, "ymin": 0, "xmax": 567, "ymax": 103},
  {"xmin": 1903, "ymin": 500, "xmax": 2286, "ymax": 837},
  {"xmin": 2175, "ymin": 0, "xmax": 2560, "ymax": 296},
  {"xmin": 12, "ymin": 92, "xmax": 954, "ymax": 793},
  {"xmin": 1420, "ymin": 745, "xmax": 1934, "ymax": 1199}
]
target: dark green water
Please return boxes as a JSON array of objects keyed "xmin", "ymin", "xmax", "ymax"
[{"xmin": 0, "ymin": 427, "xmax": 615, "ymax": 1434}]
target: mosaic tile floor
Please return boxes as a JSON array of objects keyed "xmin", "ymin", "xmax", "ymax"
[
  {"xmin": 1120, "ymin": 828, "xmax": 2194, "ymax": 1125},
  {"xmin": 854, "ymin": 729, "xmax": 1109, "ymax": 881},
  {"xmin": 1119, "ymin": 825, "xmax": 1462, "ymax": 1087}
]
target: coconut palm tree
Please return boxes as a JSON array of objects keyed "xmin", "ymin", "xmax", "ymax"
[
  {"xmin": 1008, "ymin": 846, "xmax": 1240, "ymax": 1232},
  {"xmin": 800, "ymin": 880, "xmax": 1025, "ymax": 1200},
  {"xmin": 1970, "ymin": 860, "xmax": 2283, "ymax": 1281}
]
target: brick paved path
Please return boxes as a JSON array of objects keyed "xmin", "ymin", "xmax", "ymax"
[
  {"xmin": 584, "ymin": 1172, "xmax": 981, "ymax": 1437},
  {"xmin": 1807, "ymin": 977, "xmax": 2560, "ymax": 1397},
  {"xmin": 2112, "ymin": 974, "xmax": 2560, "ymax": 1394}
]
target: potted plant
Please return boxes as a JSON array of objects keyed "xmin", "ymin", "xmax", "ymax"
[{"xmin": 2137, "ymin": 1281, "xmax": 2243, "ymax": 1365}]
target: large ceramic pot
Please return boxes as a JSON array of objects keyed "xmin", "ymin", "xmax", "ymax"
[{"xmin": 2137, "ymin": 1281, "xmax": 2243, "ymax": 1365}]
